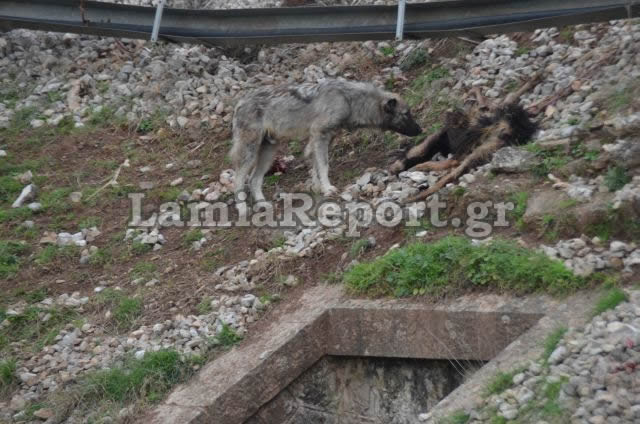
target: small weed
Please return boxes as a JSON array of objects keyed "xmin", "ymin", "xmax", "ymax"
[
  {"xmin": 379, "ymin": 45, "xmax": 395, "ymax": 56},
  {"xmin": 196, "ymin": 296, "xmax": 212, "ymax": 315},
  {"xmin": 78, "ymin": 216, "xmax": 102, "ymax": 229},
  {"xmin": 215, "ymin": 323, "xmax": 242, "ymax": 347},
  {"xmin": 593, "ymin": 287, "xmax": 628, "ymax": 316},
  {"xmin": 183, "ymin": 229, "xmax": 204, "ymax": 247},
  {"xmin": 0, "ymin": 358, "xmax": 17, "ymax": 392},
  {"xmin": 0, "ymin": 240, "xmax": 30, "ymax": 278},
  {"xmin": 350, "ymin": 238, "xmax": 372, "ymax": 258},
  {"xmin": 509, "ymin": 191, "xmax": 529, "ymax": 229},
  {"xmin": 46, "ymin": 90, "xmax": 63, "ymax": 104},
  {"xmin": 41, "ymin": 187, "xmax": 73, "ymax": 214},
  {"xmin": 567, "ymin": 117, "xmax": 580, "ymax": 126},
  {"xmin": 288, "ymin": 139, "xmax": 303, "ymax": 156},
  {"xmin": 130, "ymin": 241, "xmax": 152, "ymax": 256},
  {"xmin": 439, "ymin": 410, "xmax": 470, "ymax": 424},
  {"xmin": 0, "ymin": 306, "xmax": 78, "ymax": 354},
  {"xmin": 606, "ymin": 88, "xmax": 633, "ymax": 112},
  {"xmin": 400, "ymin": 48, "xmax": 429, "ymax": 71},
  {"xmin": 541, "ymin": 327, "xmax": 567, "ymax": 365},
  {"xmin": 131, "ymin": 261, "xmax": 157, "ymax": 279},
  {"xmin": 452, "ymin": 186, "xmax": 466, "ymax": 197},
  {"xmin": 87, "ymin": 106, "xmax": 116, "ymax": 127},
  {"xmin": 271, "ymin": 236, "xmax": 286, "ymax": 249},
  {"xmin": 515, "ymin": 46, "xmax": 531, "ymax": 56},
  {"xmin": 264, "ymin": 174, "xmax": 281, "ymax": 187},
  {"xmin": 485, "ymin": 370, "xmax": 517, "ymax": 396},
  {"xmin": 604, "ymin": 166, "xmax": 631, "ymax": 192}
]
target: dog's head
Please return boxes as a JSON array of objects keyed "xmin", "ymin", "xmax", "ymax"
[{"xmin": 381, "ymin": 95, "xmax": 422, "ymax": 137}]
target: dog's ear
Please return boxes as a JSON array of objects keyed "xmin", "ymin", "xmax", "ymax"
[{"xmin": 383, "ymin": 98, "xmax": 397, "ymax": 114}]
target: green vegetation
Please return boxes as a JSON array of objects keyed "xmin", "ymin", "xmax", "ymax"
[
  {"xmin": 525, "ymin": 144, "xmax": 570, "ymax": 178},
  {"xmin": 485, "ymin": 370, "xmax": 518, "ymax": 397},
  {"xmin": 41, "ymin": 187, "xmax": 73, "ymax": 214},
  {"xmin": 593, "ymin": 287, "xmax": 628, "ymax": 316},
  {"xmin": 509, "ymin": 191, "xmax": 529, "ymax": 229},
  {"xmin": 196, "ymin": 296, "xmax": 213, "ymax": 315},
  {"xmin": 379, "ymin": 45, "xmax": 395, "ymax": 57},
  {"xmin": 184, "ymin": 229, "xmax": 204, "ymax": 247},
  {"xmin": 215, "ymin": 323, "xmax": 242, "ymax": 347},
  {"xmin": 406, "ymin": 67, "xmax": 450, "ymax": 107},
  {"xmin": 344, "ymin": 236, "xmax": 585, "ymax": 298},
  {"xmin": 130, "ymin": 241, "xmax": 153, "ymax": 256},
  {"xmin": 400, "ymin": 48, "xmax": 429, "ymax": 71},
  {"xmin": 0, "ymin": 358, "xmax": 17, "ymax": 393},
  {"xmin": 76, "ymin": 349, "xmax": 197, "ymax": 405},
  {"xmin": 604, "ymin": 166, "xmax": 631, "ymax": 192},
  {"xmin": 36, "ymin": 245, "xmax": 78, "ymax": 265},
  {"xmin": 350, "ymin": 238, "xmax": 372, "ymax": 258},
  {"xmin": 439, "ymin": 410, "xmax": 470, "ymax": 424},
  {"xmin": 0, "ymin": 240, "xmax": 30, "ymax": 278},
  {"xmin": 0, "ymin": 306, "xmax": 78, "ymax": 354},
  {"xmin": 515, "ymin": 46, "xmax": 531, "ymax": 56},
  {"xmin": 452, "ymin": 186, "xmax": 466, "ymax": 197},
  {"xmin": 264, "ymin": 174, "xmax": 281, "ymax": 186},
  {"xmin": 541, "ymin": 327, "xmax": 567, "ymax": 365},
  {"xmin": 95, "ymin": 289, "xmax": 144, "ymax": 331},
  {"xmin": 605, "ymin": 88, "xmax": 633, "ymax": 112},
  {"xmin": 132, "ymin": 261, "xmax": 157, "ymax": 279}
]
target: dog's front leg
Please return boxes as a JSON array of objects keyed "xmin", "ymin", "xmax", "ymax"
[{"xmin": 310, "ymin": 131, "xmax": 337, "ymax": 197}]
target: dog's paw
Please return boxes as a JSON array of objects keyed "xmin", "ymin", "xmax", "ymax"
[{"xmin": 321, "ymin": 185, "xmax": 339, "ymax": 197}]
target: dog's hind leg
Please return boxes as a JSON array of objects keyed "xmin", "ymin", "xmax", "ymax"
[
  {"xmin": 231, "ymin": 130, "xmax": 261, "ymax": 202},
  {"xmin": 309, "ymin": 131, "xmax": 337, "ymax": 196},
  {"xmin": 249, "ymin": 139, "xmax": 277, "ymax": 202}
]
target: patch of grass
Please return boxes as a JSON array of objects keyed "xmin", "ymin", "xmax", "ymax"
[
  {"xmin": 400, "ymin": 48, "xmax": 429, "ymax": 71},
  {"xmin": 604, "ymin": 166, "xmax": 631, "ymax": 192},
  {"xmin": 131, "ymin": 261, "xmax": 157, "ymax": 279},
  {"xmin": 4, "ymin": 107, "xmax": 38, "ymax": 136},
  {"xmin": 379, "ymin": 45, "xmax": 395, "ymax": 56},
  {"xmin": 0, "ymin": 240, "xmax": 30, "ymax": 278},
  {"xmin": 0, "ymin": 206, "xmax": 33, "ymax": 224},
  {"xmin": 350, "ymin": 238, "xmax": 371, "ymax": 258},
  {"xmin": 606, "ymin": 88, "xmax": 633, "ymax": 113},
  {"xmin": 215, "ymin": 323, "xmax": 242, "ymax": 347},
  {"xmin": 89, "ymin": 247, "xmax": 114, "ymax": 266},
  {"xmin": 95, "ymin": 289, "xmax": 144, "ymax": 331},
  {"xmin": 485, "ymin": 369, "xmax": 518, "ymax": 397},
  {"xmin": 439, "ymin": 410, "xmax": 470, "ymax": 424},
  {"xmin": 78, "ymin": 216, "xmax": 102, "ymax": 229},
  {"xmin": 0, "ymin": 175, "xmax": 24, "ymax": 204},
  {"xmin": 183, "ymin": 229, "xmax": 204, "ymax": 247},
  {"xmin": 509, "ymin": 191, "xmax": 529, "ymax": 229},
  {"xmin": 87, "ymin": 106, "xmax": 116, "ymax": 127},
  {"xmin": 114, "ymin": 298, "xmax": 144, "ymax": 330},
  {"xmin": 196, "ymin": 296, "xmax": 212, "ymax": 315},
  {"xmin": 264, "ymin": 174, "xmax": 281, "ymax": 187},
  {"xmin": 80, "ymin": 349, "xmax": 195, "ymax": 404},
  {"xmin": 0, "ymin": 306, "xmax": 78, "ymax": 354},
  {"xmin": 515, "ymin": 46, "xmax": 531, "ymax": 56},
  {"xmin": 567, "ymin": 117, "xmax": 580, "ymax": 126},
  {"xmin": 41, "ymin": 187, "xmax": 73, "ymax": 213},
  {"xmin": 36, "ymin": 245, "xmax": 59, "ymax": 265},
  {"xmin": 0, "ymin": 358, "xmax": 17, "ymax": 393},
  {"xmin": 539, "ymin": 377, "xmax": 568, "ymax": 418},
  {"xmin": 452, "ymin": 186, "xmax": 466, "ymax": 197},
  {"xmin": 271, "ymin": 235, "xmax": 286, "ymax": 249},
  {"xmin": 46, "ymin": 90, "xmax": 64, "ymax": 103},
  {"xmin": 593, "ymin": 287, "xmax": 628, "ymax": 316},
  {"xmin": 406, "ymin": 67, "xmax": 450, "ymax": 107},
  {"xmin": 541, "ymin": 327, "xmax": 567, "ymax": 365},
  {"xmin": 344, "ymin": 236, "xmax": 585, "ymax": 298},
  {"xmin": 130, "ymin": 241, "xmax": 152, "ymax": 256}
]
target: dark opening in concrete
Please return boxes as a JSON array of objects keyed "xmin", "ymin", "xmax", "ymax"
[{"xmin": 248, "ymin": 356, "xmax": 485, "ymax": 424}]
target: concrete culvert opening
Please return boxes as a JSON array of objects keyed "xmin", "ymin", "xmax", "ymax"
[
  {"xmin": 149, "ymin": 289, "xmax": 545, "ymax": 424},
  {"xmin": 249, "ymin": 355, "xmax": 485, "ymax": 424}
]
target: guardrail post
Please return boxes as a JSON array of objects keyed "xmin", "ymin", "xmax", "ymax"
[
  {"xmin": 151, "ymin": 0, "xmax": 166, "ymax": 42},
  {"xmin": 395, "ymin": 0, "xmax": 406, "ymax": 40}
]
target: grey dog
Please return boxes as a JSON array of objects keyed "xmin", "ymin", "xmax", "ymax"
[{"xmin": 230, "ymin": 79, "xmax": 422, "ymax": 202}]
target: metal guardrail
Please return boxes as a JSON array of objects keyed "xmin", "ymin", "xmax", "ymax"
[{"xmin": 0, "ymin": 0, "xmax": 638, "ymax": 46}]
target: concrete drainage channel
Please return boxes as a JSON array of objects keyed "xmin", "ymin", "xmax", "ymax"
[{"xmin": 146, "ymin": 286, "xmax": 597, "ymax": 424}]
